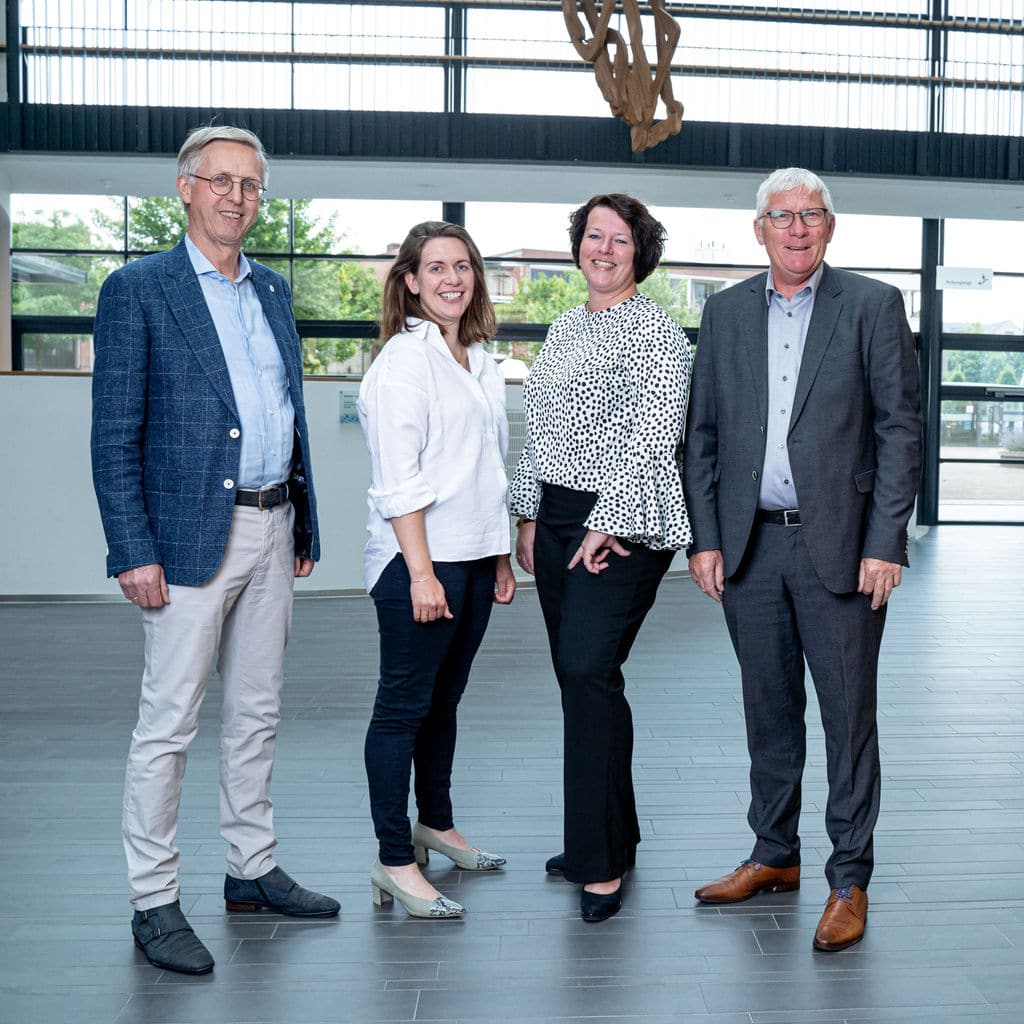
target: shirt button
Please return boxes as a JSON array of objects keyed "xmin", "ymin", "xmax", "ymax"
[
  {"xmin": 224, "ymin": 479, "xmax": 235, "ymax": 489},
  {"xmin": 229, "ymin": 428, "xmax": 240, "ymax": 439},
  {"xmin": 778, "ymin": 442, "xmax": 784, "ymax": 448},
  {"xmin": 784, "ymin": 478, "xmax": 790, "ymax": 485},
  {"xmin": 780, "ymin": 409, "xmax": 786, "ymax": 415},
  {"xmin": 782, "ymin": 376, "xmax": 788, "ymax": 381},
  {"xmin": 784, "ymin": 344, "xmax": 790, "ymax": 349},
  {"xmin": 752, "ymin": 470, "xmax": 759, "ymax": 481},
  {"xmin": 787, "ymin": 312, "xmax": 793, "ymax": 318}
]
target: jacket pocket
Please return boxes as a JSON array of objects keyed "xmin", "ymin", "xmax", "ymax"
[{"xmin": 854, "ymin": 468, "xmax": 876, "ymax": 493}]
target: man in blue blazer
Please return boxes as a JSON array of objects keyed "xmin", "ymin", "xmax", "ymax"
[
  {"xmin": 683, "ymin": 168, "xmax": 922, "ymax": 952},
  {"xmin": 91, "ymin": 126, "xmax": 338, "ymax": 976}
]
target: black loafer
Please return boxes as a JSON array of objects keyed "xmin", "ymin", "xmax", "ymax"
[
  {"xmin": 132, "ymin": 900, "xmax": 214, "ymax": 975},
  {"xmin": 545, "ymin": 852, "xmax": 567, "ymax": 876},
  {"xmin": 581, "ymin": 884, "xmax": 622, "ymax": 923},
  {"xmin": 547, "ymin": 847, "xmax": 637, "ymax": 878},
  {"xmin": 224, "ymin": 866, "xmax": 340, "ymax": 917}
]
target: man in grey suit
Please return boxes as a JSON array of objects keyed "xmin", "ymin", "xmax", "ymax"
[
  {"xmin": 683, "ymin": 167, "xmax": 922, "ymax": 951},
  {"xmin": 91, "ymin": 125, "xmax": 339, "ymax": 976}
]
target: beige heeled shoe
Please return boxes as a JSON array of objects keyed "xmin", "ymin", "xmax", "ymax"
[
  {"xmin": 370, "ymin": 860, "xmax": 465, "ymax": 919},
  {"xmin": 411, "ymin": 821, "xmax": 507, "ymax": 871}
]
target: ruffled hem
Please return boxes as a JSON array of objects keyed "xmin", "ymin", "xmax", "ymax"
[{"xmin": 584, "ymin": 467, "xmax": 692, "ymax": 551}]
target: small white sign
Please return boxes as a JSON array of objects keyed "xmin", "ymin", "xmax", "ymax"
[
  {"xmin": 936, "ymin": 266, "xmax": 993, "ymax": 290},
  {"xmin": 338, "ymin": 382, "xmax": 360, "ymax": 424}
]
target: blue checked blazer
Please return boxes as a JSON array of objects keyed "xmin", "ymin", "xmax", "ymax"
[{"xmin": 91, "ymin": 238, "xmax": 320, "ymax": 587}]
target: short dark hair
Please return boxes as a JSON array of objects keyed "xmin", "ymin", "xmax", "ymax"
[
  {"xmin": 380, "ymin": 221, "xmax": 497, "ymax": 347},
  {"xmin": 568, "ymin": 194, "xmax": 666, "ymax": 284}
]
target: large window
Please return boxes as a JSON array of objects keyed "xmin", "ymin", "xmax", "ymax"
[
  {"xmin": 13, "ymin": 1, "xmax": 1023, "ymax": 136},
  {"xmin": 936, "ymin": 218, "xmax": 1024, "ymax": 523},
  {"xmin": 11, "ymin": 193, "xmax": 443, "ymax": 375}
]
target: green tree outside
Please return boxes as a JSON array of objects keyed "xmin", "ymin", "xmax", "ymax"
[{"xmin": 17, "ymin": 196, "xmax": 384, "ymax": 374}]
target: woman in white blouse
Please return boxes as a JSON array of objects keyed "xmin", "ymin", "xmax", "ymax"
[
  {"xmin": 359, "ymin": 222, "xmax": 516, "ymax": 919},
  {"xmin": 510, "ymin": 194, "xmax": 691, "ymax": 923}
]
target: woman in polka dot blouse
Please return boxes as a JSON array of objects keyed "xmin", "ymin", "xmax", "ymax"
[{"xmin": 510, "ymin": 193, "xmax": 692, "ymax": 923}]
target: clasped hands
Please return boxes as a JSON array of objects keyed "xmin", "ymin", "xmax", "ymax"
[{"xmin": 568, "ymin": 529, "xmax": 631, "ymax": 575}]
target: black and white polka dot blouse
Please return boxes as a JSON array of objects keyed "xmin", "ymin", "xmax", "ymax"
[{"xmin": 509, "ymin": 292, "xmax": 693, "ymax": 551}]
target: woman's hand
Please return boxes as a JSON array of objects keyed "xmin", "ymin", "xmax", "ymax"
[
  {"xmin": 494, "ymin": 555, "xmax": 517, "ymax": 604},
  {"xmin": 410, "ymin": 575, "xmax": 453, "ymax": 622},
  {"xmin": 515, "ymin": 520, "xmax": 536, "ymax": 576},
  {"xmin": 569, "ymin": 529, "xmax": 631, "ymax": 575}
]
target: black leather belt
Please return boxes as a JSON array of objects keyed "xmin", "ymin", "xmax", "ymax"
[
  {"xmin": 757, "ymin": 508, "xmax": 801, "ymax": 526},
  {"xmin": 235, "ymin": 482, "xmax": 289, "ymax": 509}
]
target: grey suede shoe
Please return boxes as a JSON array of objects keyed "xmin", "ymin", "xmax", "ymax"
[
  {"xmin": 411, "ymin": 821, "xmax": 506, "ymax": 871},
  {"xmin": 132, "ymin": 900, "xmax": 214, "ymax": 975},
  {"xmin": 370, "ymin": 859, "xmax": 465, "ymax": 919},
  {"xmin": 224, "ymin": 866, "xmax": 340, "ymax": 917}
]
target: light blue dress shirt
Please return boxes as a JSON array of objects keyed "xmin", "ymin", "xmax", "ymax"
[
  {"xmin": 759, "ymin": 264, "xmax": 823, "ymax": 510},
  {"xmin": 185, "ymin": 236, "xmax": 295, "ymax": 489}
]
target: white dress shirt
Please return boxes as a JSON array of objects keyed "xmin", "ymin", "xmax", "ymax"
[{"xmin": 358, "ymin": 318, "xmax": 511, "ymax": 592}]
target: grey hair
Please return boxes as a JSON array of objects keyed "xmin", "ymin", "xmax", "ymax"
[
  {"xmin": 177, "ymin": 125, "xmax": 269, "ymax": 187},
  {"xmin": 755, "ymin": 167, "xmax": 834, "ymax": 218}
]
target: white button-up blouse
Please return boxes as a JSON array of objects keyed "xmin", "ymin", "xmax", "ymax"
[{"xmin": 357, "ymin": 318, "xmax": 511, "ymax": 592}]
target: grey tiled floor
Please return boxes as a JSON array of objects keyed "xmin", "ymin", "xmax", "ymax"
[{"xmin": 1, "ymin": 526, "xmax": 1022, "ymax": 1023}]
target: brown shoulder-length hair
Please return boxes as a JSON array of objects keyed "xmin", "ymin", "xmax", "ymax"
[
  {"xmin": 380, "ymin": 221, "xmax": 497, "ymax": 347},
  {"xmin": 568, "ymin": 194, "xmax": 666, "ymax": 284}
]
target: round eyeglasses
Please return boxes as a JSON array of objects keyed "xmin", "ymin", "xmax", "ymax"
[
  {"xmin": 192, "ymin": 173, "xmax": 266, "ymax": 201},
  {"xmin": 762, "ymin": 208, "xmax": 829, "ymax": 229}
]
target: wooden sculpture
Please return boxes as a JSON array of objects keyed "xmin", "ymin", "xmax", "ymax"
[{"xmin": 563, "ymin": 0, "xmax": 684, "ymax": 152}]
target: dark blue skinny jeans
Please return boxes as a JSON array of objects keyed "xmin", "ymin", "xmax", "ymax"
[{"xmin": 365, "ymin": 553, "xmax": 496, "ymax": 866}]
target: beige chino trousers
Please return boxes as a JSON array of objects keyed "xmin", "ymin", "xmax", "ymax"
[{"xmin": 123, "ymin": 502, "xmax": 295, "ymax": 910}]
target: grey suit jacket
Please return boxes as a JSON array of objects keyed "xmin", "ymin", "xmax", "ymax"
[
  {"xmin": 683, "ymin": 263, "xmax": 922, "ymax": 594},
  {"xmin": 91, "ymin": 238, "xmax": 320, "ymax": 587}
]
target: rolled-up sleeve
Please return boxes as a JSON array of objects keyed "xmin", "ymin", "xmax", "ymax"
[{"xmin": 359, "ymin": 347, "xmax": 437, "ymax": 520}]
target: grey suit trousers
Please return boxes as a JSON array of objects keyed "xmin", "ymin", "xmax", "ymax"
[{"xmin": 722, "ymin": 520, "xmax": 886, "ymax": 890}]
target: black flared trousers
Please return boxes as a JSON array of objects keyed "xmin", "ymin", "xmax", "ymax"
[{"xmin": 533, "ymin": 485, "xmax": 673, "ymax": 884}]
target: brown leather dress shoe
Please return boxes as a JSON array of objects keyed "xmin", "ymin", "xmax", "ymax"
[
  {"xmin": 694, "ymin": 859, "xmax": 800, "ymax": 903},
  {"xmin": 813, "ymin": 885, "xmax": 868, "ymax": 951}
]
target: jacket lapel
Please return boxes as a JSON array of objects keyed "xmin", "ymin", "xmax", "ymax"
[
  {"xmin": 159, "ymin": 239, "xmax": 239, "ymax": 418},
  {"xmin": 743, "ymin": 273, "xmax": 769, "ymax": 426},
  {"xmin": 789, "ymin": 263, "xmax": 842, "ymax": 432}
]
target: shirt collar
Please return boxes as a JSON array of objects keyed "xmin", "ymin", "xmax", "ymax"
[
  {"xmin": 764, "ymin": 263, "xmax": 824, "ymax": 305},
  {"xmin": 405, "ymin": 317, "xmax": 483, "ymax": 375},
  {"xmin": 184, "ymin": 234, "xmax": 251, "ymax": 285}
]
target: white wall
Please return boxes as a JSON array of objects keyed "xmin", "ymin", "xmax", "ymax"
[
  {"xmin": 0, "ymin": 374, "xmax": 373, "ymax": 597},
  {"xmin": 0, "ymin": 374, "xmax": 687, "ymax": 598}
]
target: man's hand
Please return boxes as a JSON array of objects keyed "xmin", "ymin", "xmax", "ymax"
[
  {"xmin": 689, "ymin": 549, "xmax": 724, "ymax": 603},
  {"xmin": 568, "ymin": 529, "xmax": 631, "ymax": 575},
  {"xmin": 118, "ymin": 563, "xmax": 169, "ymax": 608},
  {"xmin": 494, "ymin": 555, "xmax": 517, "ymax": 605},
  {"xmin": 858, "ymin": 557, "xmax": 902, "ymax": 611},
  {"xmin": 295, "ymin": 557, "xmax": 315, "ymax": 578},
  {"xmin": 515, "ymin": 520, "xmax": 536, "ymax": 576}
]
